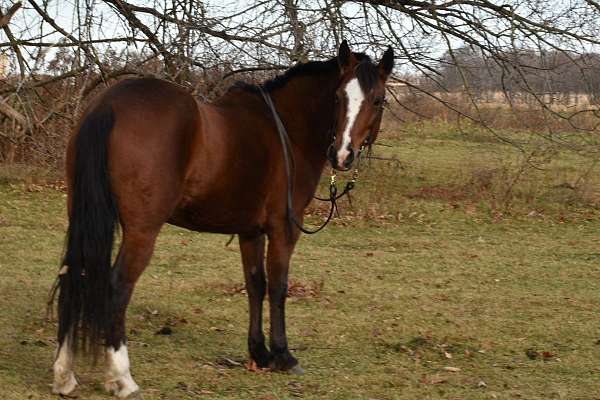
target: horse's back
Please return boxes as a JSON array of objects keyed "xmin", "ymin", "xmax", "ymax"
[{"xmin": 69, "ymin": 77, "xmax": 200, "ymax": 232}]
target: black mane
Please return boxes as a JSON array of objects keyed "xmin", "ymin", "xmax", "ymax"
[{"xmin": 232, "ymin": 52, "xmax": 378, "ymax": 93}]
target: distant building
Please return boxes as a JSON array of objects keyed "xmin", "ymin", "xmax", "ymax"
[
  {"xmin": 0, "ymin": 53, "xmax": 8, "ymax": 78},
  {"xmin": 386, "ymin": 81, "xmax": 407, "ymax": 88},
  {"xmin": 386, "ymin": 81, "xmax": 408, "ymax": 95}
]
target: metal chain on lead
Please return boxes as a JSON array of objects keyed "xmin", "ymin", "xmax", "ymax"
[{"xmin": 317, "ymin": 141, "xmax": 366, "ymax": 203}]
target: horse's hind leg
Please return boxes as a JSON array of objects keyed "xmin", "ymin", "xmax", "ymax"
[
  {"xmin": 239, "ymin": 234, "xmax": 270, "ymax": 367},
  {"xmin": 104, "ymin": 228, "xmax": 159, "ymax": 398},
  {"xmin": 52, "ymin": 333, "xmax": 77, "ymax": 395}
]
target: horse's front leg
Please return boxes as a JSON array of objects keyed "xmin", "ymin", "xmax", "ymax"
[
  {"xmin": 239, "ymin": 234, "xmax": 271, "ymax": 368},
  {"xmin": 266, "ymin": 227, "xmax": 303, "ymax": 374}
]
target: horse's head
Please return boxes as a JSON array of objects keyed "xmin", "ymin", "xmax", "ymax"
[{"xmin": 327, "ymin": 40, "xmax": 394, "ymax": 171}]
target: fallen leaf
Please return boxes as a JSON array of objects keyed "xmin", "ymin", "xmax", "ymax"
[
  {"xmin": 245, "ymin": 359, "xmax": 258, "ymax": 372},
  {"xmin": 443, "ymin": 366, "xmax": 461, "ymax": 372},
  {"xmin": 542, "ymin": 351, "xmax": 554, "ymax": 360},
  {"xmin": 525, "ymin": 348, "xmax": 538, "ymax": 360},
  {"xmin": 244, "ymin": 359, "xmax": 269, "ymax": 373},
  {"xmin": 430, "ymin": 376, "xmax": 447, "ymax": 384}
]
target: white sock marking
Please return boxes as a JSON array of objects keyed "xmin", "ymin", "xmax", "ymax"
[
  {"xmin": 105, "ymin": 344, "xmax": 139, "ymax": 398},
  {"xmin": 52, "ymin": 336, "xmax": 78, "ymax": 395},
  {"xmin": 337, "ymin": 78, "xmax": 365, "ymax": 166}
]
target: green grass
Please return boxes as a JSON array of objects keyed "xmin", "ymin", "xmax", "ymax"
[{"xmin": 1, "ymin": 122, "xmax": 600, "ymax": 399}]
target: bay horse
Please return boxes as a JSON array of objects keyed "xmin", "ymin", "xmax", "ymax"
[{"xmin": 52, "ymin": 40, "xmax": 394, "ymax": 398}]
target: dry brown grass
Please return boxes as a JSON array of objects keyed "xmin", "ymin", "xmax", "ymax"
[{"xmin": 2, "ymin": 182, "xmax": 600, "ymax": 399}]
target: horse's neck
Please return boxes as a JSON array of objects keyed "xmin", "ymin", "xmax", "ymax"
[{"xmin": 271, "ymin": 75, "xmax": 337, "ymax": 173}]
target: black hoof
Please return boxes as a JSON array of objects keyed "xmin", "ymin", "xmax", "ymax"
[
  {"xmin": 269, "ymin": 350, "xmax": 299, "ymax": 372},
  {"xmin": 249, "ymin": 343, "xmax": 271, "ymax": 368}
]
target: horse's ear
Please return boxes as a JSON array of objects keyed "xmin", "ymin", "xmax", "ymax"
[
  {"xmin": 378, "ymin": 46, "xmax": 394, "ymax": 79},
  {"xmin": 338, "ymin": 40, "xmax": 353, "ymax": 72}
]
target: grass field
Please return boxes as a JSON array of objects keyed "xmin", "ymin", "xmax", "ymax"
[{"xmin": 1, "ymin": 122, "xmax": 600, "ymax": 399}]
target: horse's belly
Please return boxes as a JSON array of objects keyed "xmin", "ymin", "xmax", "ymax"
[{"xmin": 167, "ymin": 196, "xmax": 266, "ymax": 235}]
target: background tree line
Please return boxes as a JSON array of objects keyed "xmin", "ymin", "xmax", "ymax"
[
  {"xmin": 2, "ymin": 0, "xmax": 600, "ymax": 168},
  {"xmin": 433, "ymin": 46, "xmax": 600, "ymax": 103}
]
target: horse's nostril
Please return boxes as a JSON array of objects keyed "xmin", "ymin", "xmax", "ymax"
[{"xmin": 343, "ymin": 148, "xmax": 355, "ymax": 168}]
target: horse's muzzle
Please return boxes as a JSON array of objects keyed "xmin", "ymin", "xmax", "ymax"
[{"xmin": 327, "ymin": 144, "xmax": 354, "ymax": 171}]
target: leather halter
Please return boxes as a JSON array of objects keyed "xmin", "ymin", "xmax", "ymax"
[{"xmin": 258, "ymin": 86, "xmax": 360, "ymax": 234}]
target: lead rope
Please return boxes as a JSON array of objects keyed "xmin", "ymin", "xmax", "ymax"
[{"xmin": 258, "ymin": 86, "xmax": 362, "ymax": 234}]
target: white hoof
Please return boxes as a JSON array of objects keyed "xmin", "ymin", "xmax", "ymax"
[
  {"xmin": 53, "ymin": 337, "xmax": 78, "ymax": 395},
  {"xmin": 104, "ymin": 375, "xmax": 140, "ymax": 398},
  {"xmin": 105, "ymin": 344, "xmax": 139, "ymax": 398},
  {"xmin": 52, "ymin": 367, "xmax": 78, "ymax": 395}
]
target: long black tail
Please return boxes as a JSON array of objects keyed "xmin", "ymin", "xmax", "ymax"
[{"xmin": 57, "ymin": 103, "xmax": 117, "ymax": 357}]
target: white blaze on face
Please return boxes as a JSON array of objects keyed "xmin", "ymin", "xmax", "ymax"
[
  {"xmin": 105, "ymin": 344, "xmax": 139, "ymax": 398},
  {"xmin": 337, "ymin": 78, "xmax": 365, "ymax": 167}
]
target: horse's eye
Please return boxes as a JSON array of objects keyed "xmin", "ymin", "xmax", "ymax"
[{"xmin": 374, "ymin": 97, "xmax": 384, "ymax": 107}]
